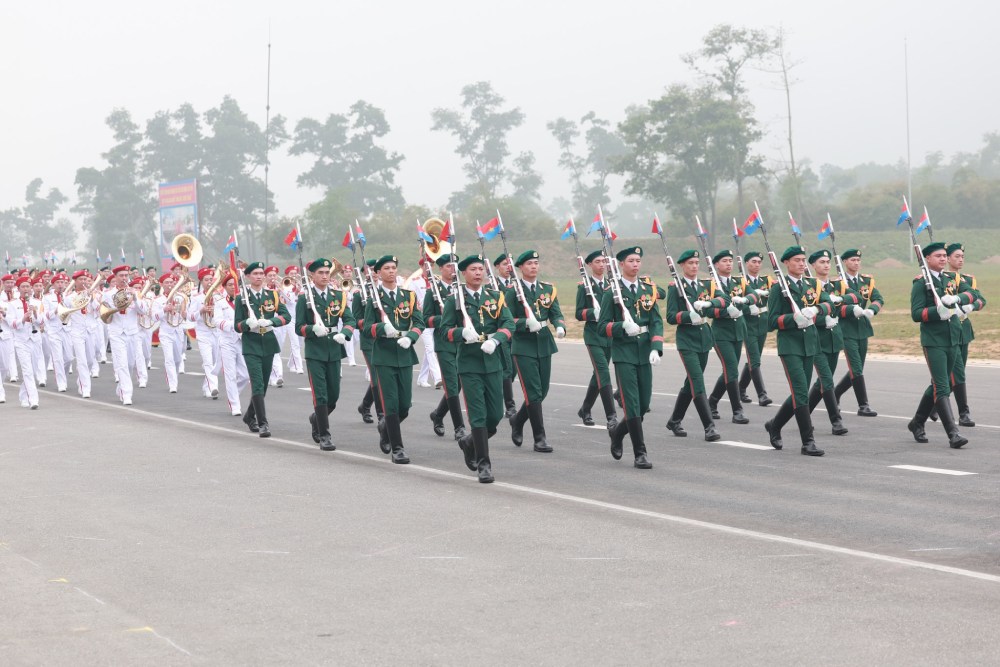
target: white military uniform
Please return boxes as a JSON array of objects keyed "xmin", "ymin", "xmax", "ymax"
[
  {"xmin": 0, "ymin": 287, "xmax": 19, "ymax": 382},
  {"xmin": 413, "ymin": 277, "xmax": 441, "ymax": 387},
  {"xmin": 101, "ymin": 287, "xmax": 149, "ymax": 404},
  {"xmin": 4, "ymin": 292, "xmax": 42, "ymax": 408},
  {"xmin": 65, "ymin": 285, "xmax": 99, "ymax": 397},
  {"xmin": 154, "ymin": 291, "xmax": 187, "ymax": 393},
  {"xmin": 213, "ymin": 291, "xmax": 250, "ymax": 415},
  {"xmin": 41, "ymin": 289, "xmax": 72, "ymax": 392},
  {"xmin": 188, "ymin": 291, "xmax": 220, "ymax": 398}
]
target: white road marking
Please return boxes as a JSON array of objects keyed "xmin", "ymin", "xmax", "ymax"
[
  {"xmin": 243, "ymin": 550, "xmax": 291, "ymax": 555},
  {"xmin": 890, "ymin": 465, "xmax": 977, "ymax": 476},
  {"xmin": 42, "ymin": 392, "xmax": 1000, "ymax": 585},
  {"xmin": 715, "ymin": 440, "xmax": 774, "ymax": 451},
  {"xmin": 418, "ymin": 556, "xmax": 465, "ymax": 559},
  {"xmin": 74, "ymin": 586, "xmax": 106, "ymax": 605},
  {"xmin": 572, "ymin": 424, "xmax": 608, "ymax": 430},
  {"xmin": 909, "ymin": 547, "xmax": 960, "ymax": 552},
  {"xmin": 64, "ymin": 536, "xmax": 107, "ymax": 541},
  {"xmin": 566, "ymin": 557, "xmax": 620, "ymax": 560}
]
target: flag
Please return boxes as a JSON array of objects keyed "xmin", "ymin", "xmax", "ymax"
[
  {"xmin": 354, "ymin": 222, "xmax": 366, "ymax": 248},
  {"xmin": 95, "ymin": 249, "xmax": 101, "ymax": 263},
  {"xmin": 695, "ymin": 218, "xmax": 708, "ymax": 238},
  {"xmin": 105, "ymin": 254, "xmax": 112, "ymax": 263},
  {"xmin": 139, "ymin": 248, "xmax": 145, "ymax": 262},
  {"xmin": 223, "ymin": 235, "xmax": 237, "ymax": 253},
  {"xmin": 742, "ymin": 210, "xmax": 761, "ymax": 235},
  {"xmin": 587, "ymin": 213, "xmax": 603, "ymax": 236},
  {"xmin": 120, "ymin": 248, "xmax": 126, "ymax": 263},
  {"xmin": 341, "ymin": 229, "xmax": 354, "ymax": 250},
  {"xmin": 818, "ymin": 217, "xmax": 834, "ymax": 240},
  {"xmin": 652, "ymin": 215, "xmax": 664, "ymax": 235},
  {"xmin": 478, "ymin": 217, "xmax": 501, "ymax": 240},
  {"xmin": 560, "ymin": 219, "xmax": 575, "ymax": 240},
  {"xmin": 916, "ymin": 207, "xmax": 931, "ymax": 235},
  {"xmin": 284, "ymin": 226, "xmax": 302, "ymax": 249},
  {"xmin": 71, "ymin": 255, "xmax": 77, "ymax": 266},
  {"xmin": 732, "ymin": 218, "xmax": 744, "ymax": 238},
  {"xmin": 417, "ymin": 223, "xmax": 434, "ymax": 244},
  {"xmin": 439, "ymin": 218, "xmax": 452, "ymax": 241},
  {"xmin": 788, "ymin": 213, "xmax": 801, "ymax": 236},
  {"xmin": 897, "ymin": 198, "xmax": 911, "ymax": 225},
  {"xmin": 228, "ymin": 249, "xmax": 238, "ymax": 277}
]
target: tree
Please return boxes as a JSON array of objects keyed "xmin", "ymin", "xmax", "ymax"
[
  {"xmin": 0, "ymin": 179, "xmax": 75, "ymax": 261},
  {"xmin": 290, "ymin": 101, "xmax": 405, "ymax": 217},
  {"xmin": 547, "ymin": 112, "xmax": 627, "ymax": 219}
]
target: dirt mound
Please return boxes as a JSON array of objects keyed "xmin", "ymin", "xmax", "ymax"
[
  {"xmin": 982, "ymin": 255, "xmax": 1000, "ymax": 264},
  {"xmin": 873, "ymin": 258, "xmax": 906, "ymax": 268}
]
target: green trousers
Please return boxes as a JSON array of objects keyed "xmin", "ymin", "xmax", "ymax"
[
  {"xmin": 374, "ymin": 365, "xmax": 413, "ymax": 419},
  {"xmin": 743, "ymin": 328, "xmax": 766, "ymax": 370},
  {"xmin": 513, "ymin": 355, "xmax": 552, "ymax": 404},
  {"xmin": 922, "ymin": 345, "xmax": 957, "ymax": 400},
  {"xmin": 306, "ymin": 357, "xmax": 341, "ymax": 408},
  {"xmin": 951, "ymin": 342, "xmax": 969, "ymax": 385},
  {"xmin": 811, "ymin": 350, "xmax": 840, "ymax": 393},
  {"xmin": 778, "ymin": 353, "xmax": 814, "ymax": 407},
  {"xmin": 500, "ymin": 340, "xmax": 516, "ymax": 380},
  {"xmin": 438, "ymin": 350, "xmax": 462, "ymax": 397},
  {"xmin": 585, "ymin": 344, "xmax": 613, "ymax": 389},
  {"xmin": 842, "ymin": 337, "xmax": 868, "ymax": 378},
  {"xmin": 460, "ymin": 370, "xmax": 504, "ymax": 430},
  {"xmin": 676, "ymin": 349, "xmax": 710, "ymax": 398},
  {"xmin": 245, "ymin": 353, "xmax": 274, "ymax": 396},
  {"xmin": 713, "ymin": 340, "xmax": 743, "ymax": 384},
  {"xmin": 613, "ymin": 362, "xmax": 652, "ymax": 420}
]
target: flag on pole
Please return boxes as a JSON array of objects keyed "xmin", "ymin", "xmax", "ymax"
[
  {"xmin": 652, "ymin": 214, "xmax": 664, "ymax": 235},
  {"xmin": 587, "ymin": 213, "xmax": 603, "ymax": 236},
  {"xmin": 120, "ymin": 248, "xmax": 126, "ymax": 263},
  {"xmin": 732, "ymin": 218, "xmax": 744, "ymax": 238},
  {"xmin": 139, "ymin": 248, "xmax": 145, "ymax": 263},
  {"xmin": 897, "ymin": 197, "xmax": 911, "ymax": 225},
  {"xmin": 284, "ymin": 226, "xmax": 302, "ymax": 249},
  {"xmin": 916, "ymin": 207, "xmax": 931, "ymax": 235},
  {"xmin": 223, "ymin": 235, "xmax": 237, "ymax": 253},
  {"xmin": 439, "ymin": 217, "xmax": 452, "ymax": 242},
  {"xmin": 105, "ymin": 254, "xmax": 112, "ymax": 263},
  {"xmin": 478, "ymin": 217, "xmax": 501, "ymax": 240},
  {"xmin": 560, "ymin": 219, "xmax": 576, "ymax": 240},
  {"xmin": 788, "ymin": 213, "xmax": 801, "ymax": 235},
  {"xmin": 742, "ymin": 210, "xmax": 761, "ymax": 235},
  {"xmin": 341, "ymin": 229, "xmax": 354, "ymax": 250},
  {"xmin": 95, "ymin": 249, "xmax": 101, "ymax": 263},
  {"xmin": 818, "ymin": 216, "xmax": 834, "ymax": 240},
  {"xmin": 354, "ymin": 222, "xmax": 366, "ymax": 248},
  {"xmin": 417, "ymin": 223, "xmax": 434, "ymax": 244},
  {"xmin": 695, "ymin": 218, "xmax": 708, "ymax": 238}
]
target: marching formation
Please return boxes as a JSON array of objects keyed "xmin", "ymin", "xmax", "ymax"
[{"xmin": 1, "ymin": 201, "xmax": 986, "ymax": 484}]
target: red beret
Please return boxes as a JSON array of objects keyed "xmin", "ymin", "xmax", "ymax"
[
  {"xmin": 18, "ymin": 269, "xmax": 30, "ymax": 276},
  {"xmin": 52, "ymin": 273, "xmax": 69, "ymax": 282},
  {"xmin": 15, "ymin": 276, "xmax": 31, "ymax": 287},
  {"xmin": 170, "ymin": 262, "xmax": 183, "ymax": 271},
  {"xmin": 284, "ymin": 265, "xmax": 297, "ymax": 275},
  {"xmin": 111, "ymin": 264, "xmax": 130, "ymax": 276},
  {"xmin": 1, "ymin": 274, "xmax": 13, "ymax": 281},
  {"xmin": 197, "ymin": 267, "xmax": 214, "ymax": 281},
  {"xmin": 264, "ymin": 265, "xmax": 279, "ymax": 275},
  {"xmin": 159, "ymin": 273, "xmax": 174, "ymax": 284},
  {"xmin": 129, "ymin": 278, "xmax": 144, "ymax": 287},
  {"xmin": 71, "ymin": 270, "xmax": 89, "ymax": 280},
  {"xmin": 31, "ymin": 277, "xmax": 43, "ymax": 285},
  {"xmin": 222, "ymin": 273, "xmax": 236, "ymax": 286}
]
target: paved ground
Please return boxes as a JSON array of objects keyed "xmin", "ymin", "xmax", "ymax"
[{"xmin": 2, "ymin": 340, "xmax": 1000, "ymax": 664}]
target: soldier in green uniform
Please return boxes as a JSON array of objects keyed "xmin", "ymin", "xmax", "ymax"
[
  {"xmin": 234, "ymin": 261, "xmax": 292, "ymax": 438},
  {"xmin": 738, "ymin": 252, "xmax": 774, "ymax": 406},
  {"xmin": 833, "ymin": 249, "xmax": 883, "ymax": 417},
  {"xmin": 295, "ymin": 258, "xmax": 357, "ymax": 451},
  {"xmin": 946, "ymin": 243, "xmax": 986, "ymax": 427},
  {"xmin": 424, "ymin": 254, "xmax": 467, "ymax": 441},
  {"xmin": 706, "ymin": 249, "xmax": 753, "ymax": 424},
  {"xmin": 494, "ymin": 253, "xmax": 518, "ymax": 418},
  {"xmin": 806, "ymin": 250, "xmax": 848, "ymax": 436},
  {"xmin": 764, "ymin": 246, "xmax": 834, "ymax": 456},
  {"xmin": 906, "ymin": 242, "xmax": 976, "ymax": 449},
  {"xmin": 362, "ymin": 255, "xmax": 426, "ymax": 464},
  {"xmin": 664, "ymin": 250, "xmax": 727, "ymax": 442},
  {"xmin": 505, "ymin": 250, "xmax": 566, "ymax": 453},
  {"xmin": 355, "ymin": 259, "xmax": 382, "ymax": 425},
  {"xmin": 441, "ymin": 255, "xmax": 515, "ymax": 483},
  {"xmin": 575, "ymin": 250, "xmax": 619, "ymax": 430},
  {"xmin": 596, "ymin": 246, "xmax": 663, "ymax": 469}
]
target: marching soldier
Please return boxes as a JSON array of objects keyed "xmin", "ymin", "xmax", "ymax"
[
  {"xmin": 3, "ymin": 276, "xmax": 42, "ymax": 408},
  {"xmin": 354, "ymin": 259, "xmax": 382, "ymax": 425},
  {"xmin": 154, "ymin": 273, "xmax": 186, "ymax": 394},
  {"xmin": 506, "ymin": 250, "xmax": 566, "ymax": 453},
  {"xmin": 234, "ymin": 261, "xmax": 292, "ymax": 437},
  {"xmin": 189, "ymin": 267, "xmax": 220, "ymax": 399},
  {"xmin": 664, "ymin": 250, "xmax": 726, "ymax": 441},
  {"xmin": 296, "ymin": 258, "xmax": 356, "ymax": 451},
  {"xmin": 806, "ymin": 250, "xmax": 848, "ymax": 436},
  {"xmin": 737, "ymin": 252, "xmax": 773, "ymax": 406},
  {"xmin": 214, "ymin": 274, "xmax": 250, "ymax": 417},
  {"xmin": 363, "ymin": 255, "xmax": 425, "ymax": 464},
  {"xmin": 101, "ymin": 265, "xmax": 149, "ymax": 405},
  {"xmin": 442, "ymin": 255, "xmax": 515, "ymax": 483},
  {"xmin": 424, "ymin": 254, "xmax": 467, "ymax": 441},
  {"xmin": 597, "ymin": 246, "xmax": 663, "ymax": 469},
  {"xmin": 764, "ymin": 247, "xmax": 834, "ymax": 456},
  {"xmin": 946, "ymin": 243, "xmax": 986, "ymax": 427},
  {"xmin": 833, "ymin": 249, "xmax": 883, "ymax": 416},
  {"xmin": 494, "ymin": 253, "xmax": 518, "ymax": 418},
  {"xmin": 906, "ymin": 242, "xmax": 975, "ymax": 448},
  {"xmin": 575, "ymin": 250, "xmax": 619, "ymax": 430},
  {"xmin": 706, "ymin": 250, "xmax": 752, "ymax": 425}
]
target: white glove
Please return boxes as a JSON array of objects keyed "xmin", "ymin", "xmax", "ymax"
[
  {"xmin": 793, "ymin": 312, "xmax": 812, "ymax": 328},
  {"xmin": 800, "ymin": 306, "xmax": 819, "ymax": 319},
  {"xmin": 755, "ymin": 288, "xmax": 769, "ymax": 297},
  {"xmin": 830, "ymin": 294, "xmax": 844, "ymax": 304},
  {"xmin": 731, "ymin": 296, "xmax": 748, "ymax": 305},
  {"xmin": 382, "ymin": 320, "xmax": 398, "ymax": 338},
  {"xmin": 333, "ymin": 333, "xmax": 347, "ymax": 345},
  {"xmin": 648, "ymin": 351, "xmax": 660, "ymax": 365},
  {"xmin": 936, "ymin": 304, "xmax": 952, "ymax": 320},
  {"xmin": 692, "ymin": 300, "xmax": 711, "ymax": 312},
  {"xmin": 852, "ymin": 305, "xmax": 865, "ymax": 318},
  {"xmin": 824, "ymin": 316, "xmax": 839, "ymax": 328},
  {"xmin": 592, "ymin": 304, "xmax": 601, "ymax": 321},
  {"xmin": 861, "ymin": 308, "xmax": 875, "ymax": 319},
  {"xmin": 961, "ymin": 304, "xmax": 975, "ymax": 314},
  {"xmin": 623, "ymin": 320, "xmax": 641, "ymax": 337},
  {"xmin": 312, "ymin": 323, "xmax": 329, "ymax": 337},
  {"xmin": 397, "ymin": 336, "xmax": 412, "ymax": 349},
  {"xmin": 689, "ymin": 311, "xmax": 704, "ymax": 326},
  {"xmin": 246, "ymin": 312, "xmax": 259, "ymax": 330},
  {"xmin": 941, "ymin": 294, "xmax": 960, "ymax": 306},
  {"xmin": 462, "ymin": 327, "xmax": 480, "ymax": 343},
  {"xmin": 526, "ymin": 316, "xmax": 542, "ymax": 333},
  {"xmin": 555, "ymin": 326, "xmax": 566, "ymax": 339},
  {"xmin": 481, "ymin": 339, "xmax": 498, "ymax": 355},
  {"xmin": 726, "ymin": 305, "xmax": 743, "ymax": 318},
  {"xmin": 749, "ymin": 305, "xmax": 760, "ymax": 316}
]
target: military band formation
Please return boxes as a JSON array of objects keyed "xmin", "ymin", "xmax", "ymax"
[{"xmin": 0, "ymin": 204, "xmax": 987, "ymax": 483}]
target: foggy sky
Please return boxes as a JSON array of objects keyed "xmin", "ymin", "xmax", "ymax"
[{"xmin": 4, "ymin": 1, "xmax": 995, "ymax": 225}]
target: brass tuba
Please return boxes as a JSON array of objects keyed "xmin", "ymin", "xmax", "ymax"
[
  {"xmin": 171, "ymin": 233, "xmax": 203, "ymax": 267},
  {"xmin": 421, "ymin": 217, "xmax": 452, "ymax": 261}
]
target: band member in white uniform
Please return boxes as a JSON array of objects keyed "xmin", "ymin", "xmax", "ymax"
[
  {"xmin": 30, "ymin": 277, "xmax": 48, "ymax": 386},
  {"xmin": 3, "ymin": 276, "xmax": 42, "ymax": 408},
  {"xmin": 41, "ymin": 272, "xmax": 73, "ymax": 392},
  {"xmin": 413, "ymin": 273, "xmax": 440, "ymax": 388},
  {"xmin": 0, "ymin": 273, "xmax": 20, "ymax": 382},
  {"xmin": 154, "ymin": 273, "xmax": 187, "ymax": 394},
  {"xmin": 282, "ymin": 265, "xmax": 304, "ymax": 374},
  {"xmin": 264, "ymin": 265, "xmax": 285, "ymax": 388},
  {"xmin": 189, "ymin": 267, "xmax": 220, "ymax": 399},
  {"xmin": 101, "ymin": 266, "xmax": 147, "ymax": 405},
  {"xmin": 213, "ymin": 273, "xmax": 250, "ymax": 416}
]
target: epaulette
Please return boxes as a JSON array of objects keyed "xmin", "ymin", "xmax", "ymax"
[
  {"xmin": 861, "ymin": 274, "xmax": 872, "ymax": 279},
  {"xmin": 539, "ymin": 280, "xmax": 552, "ymax": 287}
]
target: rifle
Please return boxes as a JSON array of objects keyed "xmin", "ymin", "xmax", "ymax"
[
  {"xmin": 596, "ymin": 204, "xmax": 636, "ymax": 327},
  {"xmin": 826, "ymin": 213, "xmax": 847, "ymax": 282},
  {"xmin": 788, "ymin": 212, "xmax": 813, "ymax": 278},
  {"xmin": 694, "ymin": 216, "xmax": 724, "ymax": 292},
  {"xmin": 496, "ymin": 209, "xmax": 537, "ymax": 322},
  {"xmin": 354, "ymin": 220, "xmax": 393, "ymax": 331},
  {"xmin": 447, "ymin": 212, "xmax": 478, "ymax": 338},
  {"xmin": 732, "ymin": 218, "xmax": 745, "ymax": 277},
  {"xmin": 755, "ymin": 202, "xmax": 806, "ymax": 321},
  {"xmin": 653, "ymin": 214, "xmax": 699, "ymax": 319},
  {"xmin": 901, "ymin": 198, "xmax": 952, "ymax": 316},
  {"xmin": 294, "ymin": 221, "xmax": 328, "ymax": 335},
  {"xmin": 569, "ymin": 217, "xmax": 600, "ymax": 312},
  {"xmin": 345, "ymin": 226, "xmax": 368, "ymax": 306},
  {"xmin": 477, "ymin": 223, "xmax": 500, "ymax": 291}
]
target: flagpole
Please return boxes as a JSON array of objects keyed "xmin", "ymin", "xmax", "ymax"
[
  {"xmin": 262, "ymin": 24, "xmax": 273, "ymax": 264},
  {"xmin": 904, "ymin": 37, "xmax": 912, "ymax": 210}
]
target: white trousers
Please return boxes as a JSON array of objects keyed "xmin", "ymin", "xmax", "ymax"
[
  {"xmin": 45, "ymin": 330, "xmax": 70, "ymax": 391},
  {"xmin": 216, "ymin": 340, "xmax": 249, "ymax": 413},
  {"xmin": 69, "ymin": 330, "xmax": 93, "ymax": 396},
  {"xmin": 160, "ymin": 326, "xmax": 185, "ymax": 392},
  {"xmin": 196, "ymin": 333, "xmax": 219, "ymax": 395},
  {"xmin": 1, "ymin": 336, "xmax": 17, "ymax": 381},
  {"xmin": 109, "ymin": 331, "xmax": 134, "ymax": 402},
  {"xmin": 417, "ymin": 329, "xmax": 440, "ymax": 385},
  {"xmin": 13, "ymin": 338, "xmax": 39, "ymax": 407}
]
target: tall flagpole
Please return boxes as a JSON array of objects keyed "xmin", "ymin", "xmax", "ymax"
[
  {"xmin": 262, "ymin": 24, "xmax": 272, "ymax": 263},
  {"xmin": 904, "ymin": 37, "xmax": 912, "ymax": 209}
]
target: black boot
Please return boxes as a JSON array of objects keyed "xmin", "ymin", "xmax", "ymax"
[
  {"xmin": 795, "ymin": 405, "xmax": 824, "ymax": 456},
  {"xmin": 578, "ymin": 379, "xmax": 598, "ymax": 426},
  {"xmin": 953, "ymin": 383, "xmax": 975, "ymax": 427},
  {"xmin": 613, "ymin": 388, "xmax": 621, "ymax": 407},
  {"xmin": 599, "ymin": 384, "xmax": 618, "ymax": 431},
  {"xmin": 738, "ymin": 365, "xmax": 752, "ymax": 403},
  {"xmin": 707, "ymin": 376, "xmax": 724, "ymax": 420},
  {"xmin": 473, "ymin": 427, "xmax": 493, "ymax": 483},
  {"xmin": 386, "ymin": 414, "xmax": 409, "ymax": 463},
  {"xmin": 377, "ymin": 417, "xmax": 391, "ymax": 453},
  {"xmin": 907, "ymin": 393, "xmax": 934, "ymax": 443},
  {"xmin": 609, "ymin": 420, "xmax": 627, "ymax": 460},
  {"xmin": 808, "ymin": 383, "xmax": 822, "ymax": 413},
  {"xmin": 693, "ymin": 394, "xmax": 720, "ymax": 442},
  {"xmin": 666, "ymin": 392, "xmax": 692, "ymax": 437},
  {"xmin": 628, "ymin": 417, "xmax": 652, "ymax": 469},
  {"xmin": 358, "ymin": 386, "xmax": 375, "ymax": 424},
  {"xmin": 527, "ymin": 402, "xmax": 552, "ymax": 453},
  {"xmin": 458, "ymin": 432, "xmax": 476, "ymax": 471},
  {"xmin": 502, "ymin": 378, "xmax": 517, "ymax": 419},
  {"xmin": 253, "ymin": 395, "xmax": 270, "ymax": 438},
  {"xmin": 834, "ymin": 374, "xmax": 852, "ymax": 402},
  {"xmin": 448, "ymin": 395, "xmax": 467, "ymax": 440},
  {"xmin": 936, "ymin": 397, "xmax": 968, "ymax": 449},
  {"xmin": 751, "ymin": 367, "xmax": 772, "ymax": 406},
  {"xmin": 430, "ymin": 396, "xmax": 448, "ymax": 437},
  {"xmin": 316, "ymin": 408, "xmax": 335, "ymax": 451},
  {"xmin": 764, "ymin": 399, "xmax": 794, "ymax": 450},
  {"xmin": 727, "ymin": 381, "xmax": 749, "ymax": 424},
  {"xmin": 309, "ymin": 409, "xmax": 321, "ymax": 444},
  {"xmin": 243, "ymin": 399, "xmax": 259, "ymax": 433},
  {"xmin": 823, "ymin": 390, "xmax": 848, "ymax": 435},
  {"xmin": 510, "ymin": 403, "xmax": 527, "ymax": 447},
  {"xmin": 853, "ymin": 375, "xmax": 877, "ymax": 416}
]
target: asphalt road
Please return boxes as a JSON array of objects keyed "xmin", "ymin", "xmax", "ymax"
[{"xmin": 2, "ymin": 339, "xmax": 1000, "ymax": 665}]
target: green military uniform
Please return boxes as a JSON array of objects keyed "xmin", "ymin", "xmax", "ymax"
[
  {"xmin": 233, "ymin": 261, "xmax": 292, "ymax": 438},
  {"xmin": 834, "ymin": 250, "xmax": 884, "ymax": 416},
  {"xmin": 361, "ymin": 255, "xmax": 426, "ymax": 463},
  {"xmin": 906, "ymin": 242, "xmax": 977, "ymax": 448},
  {"xmin": 806, "ymin": 251, "xmax": 848, "ymax": 436},
  {"xmin": 442, "ymin": 255, "xmax": 515, "ymax": 482},
  {"xmin": 494, "ymin": 254, "xmax": 518, "ymax": 417},
  {"xmin": 596, "ymin": 246, "xmax": 663, "ymax": 468},
  {"xmin": 354, "ymin": 259, "xmax": 382, "ymax": 424},
  {"xmin": 575, "ymin": 249, "xmax": 618, "ymax": 429},
  {"xmin": 764, "ymin": 247, "xmax": 834, "ymax": 456},
  {"xmin": 424, "ymin": 255, "xmax": 467, "ymax": 440},
  {"xmin": 946, "ymin": 243, "xmax": 987, "ymax": 427},
  {"xmin": 706, "ymin": 250, "xmax": 758, "ymax": 423},
  {"xmin": 664, "ymin": 250, "xmax": 728, "ymax": 441},
  {"xmin": 738, "ymin": 255, "xmax": 774, "ymax": 405}
]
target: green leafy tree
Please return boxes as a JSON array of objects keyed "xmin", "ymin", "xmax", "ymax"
[
  {"xmin": 547, "ymin": 112, "xmax": 627, "ymax": 219},
  {"xmin": 0, "ymin": 179, "xmax": 75, "ymax": 261}
]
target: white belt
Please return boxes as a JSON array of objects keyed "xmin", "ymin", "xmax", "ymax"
[{"xmin": 756, "ymin": 307, "xmax": 768, "ymax": 314}]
